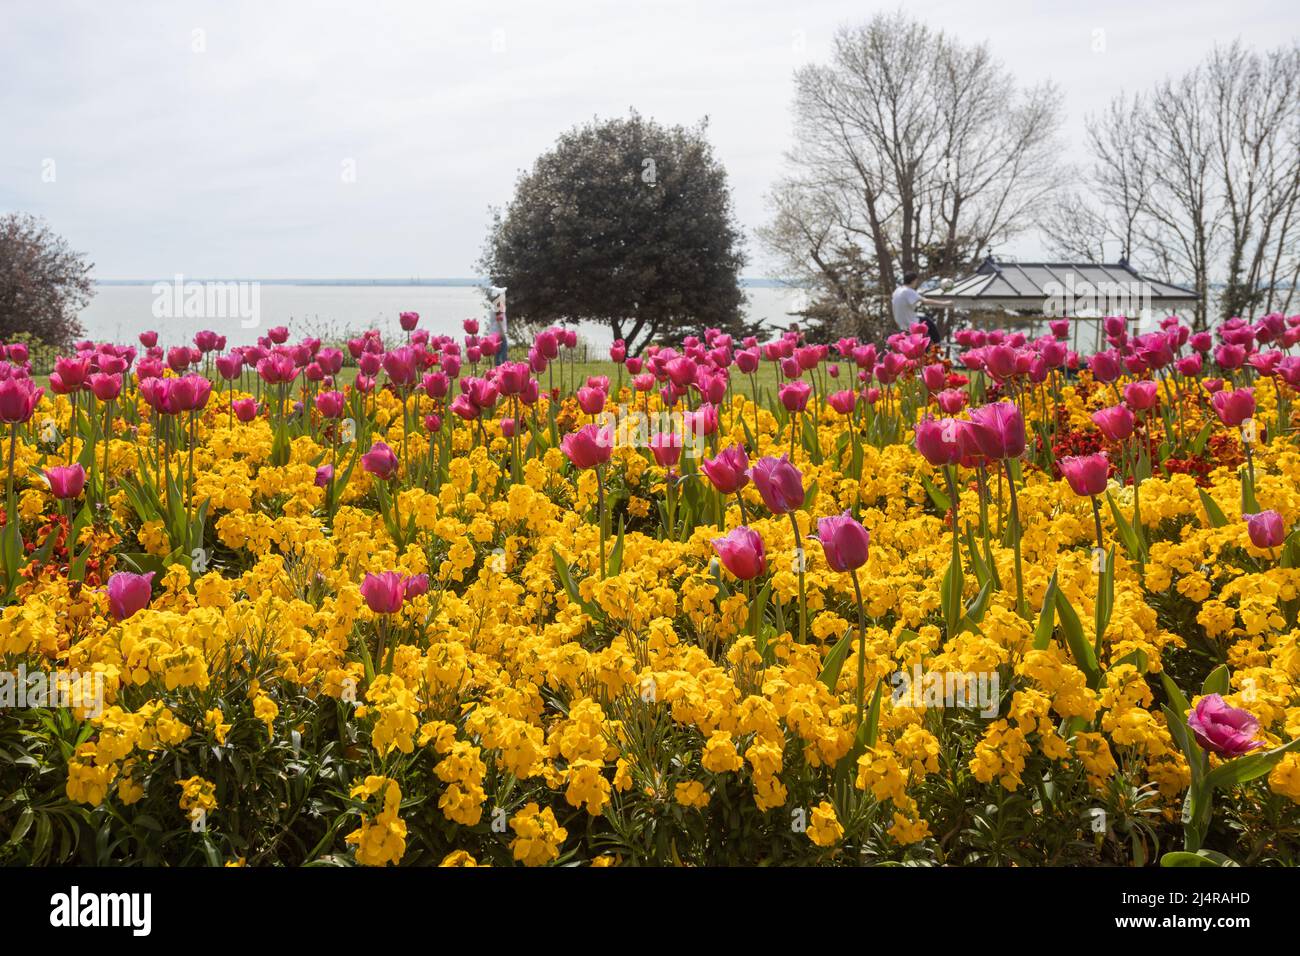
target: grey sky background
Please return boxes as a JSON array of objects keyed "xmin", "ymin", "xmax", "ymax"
[{"xmin": 2, "ymin": 0, "xmax": 1295, "ymax": 279}]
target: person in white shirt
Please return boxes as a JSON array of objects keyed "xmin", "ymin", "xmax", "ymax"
[
  {"xmin": 891, "ymin": 271, "xmax": 951, "ymax": 343},
  {"xmin": 490, "ymin": 308, "xmax": 508, "ymax": 364},
  {"xmin": 488, "ymin": 288, "xmax": 508, "ymax": 365}
]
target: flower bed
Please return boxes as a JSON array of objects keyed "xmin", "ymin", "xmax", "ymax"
[{"xmin": 2, "ymin": 314, "xmax": 1299, "ymax": 867}]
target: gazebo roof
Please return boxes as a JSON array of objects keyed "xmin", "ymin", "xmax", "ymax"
[{"xmin": 942, "ymin": 257, "xmax": 1199, "ymax": 315}]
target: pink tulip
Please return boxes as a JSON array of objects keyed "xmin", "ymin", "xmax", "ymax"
[
  {"xmin": 107, "ymin": 571, "xmax": 154, "ymax": 620},
  {"xmin": 496, "ymin": 362, "xmax": 531, "ymax": 396},
  {"xmin": 711, "ymin": 526, "xmax": 766, "ymax": 580},
  {"xmin": 257, "ymin": 353, "xmax": 297, "ymax": 385},
  {"xmin": 750, "ymin": 455, "xmax": 804, "ymax": 515},
  {"xmin": 1214, "ymin": 344, "xmax": 1246, "ymax": 370},
  {"xmin": 87, "ymin": 372, "xmax": 123, "ymax": 401},
  {"xmin": 0, "ymin": 378, "xmax": 42, "ymax": 423},
  {"xmin": 170, "ymin": 374, "xmax": 212, "ymax": 412},
  {"xmin": 215, "ymin": 352, "xmax": 244, "ymax": 380},
  {"xmin": 51, "ymin": 356, "xmax": 90, "ymax": 392},
  {"xmin": 701, "ymin": 444, "xmax": 749, "ymax": 495},
  {"xmin": 1058, "ymin": 453, "xmax": 1110, "ymax": 497},
  {"xmin": 382, "ymin": 347, "xmax": 420, "ymax": 388},
  {"xmin": 816, "ymin": 510, "xmax": 871, "ymax": 573},
  {"xmin": 360, "ymin": 571, "xmax": 406, "ymax": 614},
  {"xmin": 576, "ymin": 386, "xmax": 607, "ymax": 415},
  {"xmin": 362, "ymin": 441, "xmax": 400, "ymax": 480},
  {"xmin": 1123, "ymin": 381, "xmax": 1159, "ymax": 411},
  {"xmin": 560, "ymin": 423, "xmax": 613, "ymax": 470},
  {"xmin": 649, "ymin": 431, "xmax": 683, "ymax": 469},
  {"xmin": 826, "ymin": 390, "xmax": 858, "ymax": 415},
  {"xmin": 778, "ymin": 380, "xmax": 812, "ymax": 412},
  {"xmin": 936, "ymin": 388, "xmax": 967, "ymax": 414},
  {"xmin": 1212, "ymin": 388, "xmax": 1255, "ymax": 427},
  {"xmin": 232, "ymin": 398, "xmax": 259, "ymax": 422},
  {"xmin": 1089, "ymin": 350, "xmax": 1121, "ymax": 384},
  {"xmin": 45, "ymin": 463, "xmax": 87, "ymax": 499},
  {"xmin": 1091, "ymin": 405, "xmax": 1135, "ymax": 442},
  {"xmin": 914, "ymin": 417, "xmax": 964, "ymax": 467},
  {"xmin": 666, "ymin": 356, "xmax": 697, "ymax": 389},
  {"xmin": 315, "ymin": 391, "xmax": 345, "ymax": 419},
  {"xmin": 1187, "ymin": 694, "xmax": 1263, "ymax": 757},
  {"xmin": 1244, "ymin": 510, "xmax": 1285, "ymax": 549},
  {"xmin": 967, "ymin": 402, "xmax": 1025, "ymax": 460}
]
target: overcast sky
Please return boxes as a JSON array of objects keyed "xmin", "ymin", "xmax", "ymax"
[{"xmin": 2, "ymin": 0, "xmax": 1295, "ymax": 279}]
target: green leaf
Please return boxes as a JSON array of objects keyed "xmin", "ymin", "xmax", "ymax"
[
  {"xmin": 1203, "ymin": 737, "xmax": 1300, "ymax": 791},
  {"xmin": 1007, "ymin": 457, "xmax": 1024, "ymax": 485},
  {"xmin": 965, "ymin": 577, "xmax": 994, "ymax": 625},
  {"xmin": 356, "ymin": 631, "xmax": 375, "ymax": 686},
  {"xmin": 864, "ymin": 680, "xmax": 884, "ymax": 748},
  {"xmin": 1198, "ymin": 489, "xmax": 1228, "ymax": 528},
  {"xmin": 1033, "ymin": 572, "xmax": 1058, "ymax": 650},
  {"xmin": 1281, "ymin": 529, "xmax": 1300, "ymax": 569},
  {"xmin": 965, "ymin": 525, "xmax": 991, "ymax": 588},
  {"xmin": 1054, "ymin": 587, "xmax": 1100, "ymax": 687},
  {"xmin": 747, "ymin": 580, "xmax": 771, "ymax": 641},
  {"xmin": 801, "ymin": 479, "xmax": 820, "ymax": 514},
  {"xmin": 941, "ymin": 544, "xmax": 964, "ymax": 637},
  {"xmin": 550, "ymin": 545, "xmax": 584, "ymax": 607},
  {"xmin": 8, "ymin": 808, "xmax": 33, "ymax": 846},
  {"xmin": 739, "ymin": 415, "xmax": 757, "ymax": 454},
  {"xmin": 1105, "ymin": 490, "xmax": 1143, "ymax": 560},
  {"xmin": 1163, "ymin": 701, "xmax": 1199, "ymax": 764},
  {"xmin": 1201, "ymin": 664, "xmax": 1230, "ymax": 697},
  {"xmin": 1190, "ymin": 420, "xmax": 1214, "ymax": 456},
  {"xmin": 1161, "ymin": 673, "xmax": 1191, "ymax": 721},
  {"xmin": 608, "ymin": 517, "xmax": 626, "ymax": 576},
  {"xmin": 801, "ymin": 414, "xmax": 823, "ymax": 465},
  {"xmin": 1240, "ymin": 464, "xmax": 1260, "ymax": 515},
  {"xmin": 819, "ymin": 628, "xmax": 855, "ymax": 692},
  {"xmin": 1161, "ymin": 850, "xmax": 1238, "ymax": 867},
  {"xmin": 919, "ymin": 472, "xmax": 950, "ymax": 513},
  {"xmin": 1094, "ymin": 545, "xmax": 1116, "ymax": 644}
]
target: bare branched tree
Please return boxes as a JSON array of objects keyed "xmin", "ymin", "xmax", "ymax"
[
  {"xmin": 1043, "ymin": 95, "xmax": 1153, "ymax": 261},
  {"xmin": 761, "ymin": 11, "xmax": 1064, "ymax": 342},
  {"xmin": 1066, "ymin": 40, "xmax": 1300, "ymax": 328},
  {"xmin": 1206, "ymin": 41, "xmax": 1300, "ymax": 318}
]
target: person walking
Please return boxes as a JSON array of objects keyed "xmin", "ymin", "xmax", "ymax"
[{"xmin": 891, "ymin": 271, "xmax": 952, "ymax": 345}]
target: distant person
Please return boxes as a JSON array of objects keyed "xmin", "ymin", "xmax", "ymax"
[
  {"xmin": 892, "ymin": 271, "xmax": 951, "ymax": 345},
  {"xmin": 490, "ymin": 306, "xmax": 508, "ymax": 365}
]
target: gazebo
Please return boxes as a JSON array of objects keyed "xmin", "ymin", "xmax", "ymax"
[{"xmin": 940, "ymin": 256, "xmax": 1201, "ymax": 351}]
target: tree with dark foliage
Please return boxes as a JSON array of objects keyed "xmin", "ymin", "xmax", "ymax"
[
  {"xmin": 0, "ymin": 214, "xmax": 93, "ymax": 348},
  {"xmin": 481, "ymin": 112, "xmax": 750, "ymax": 355}
]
